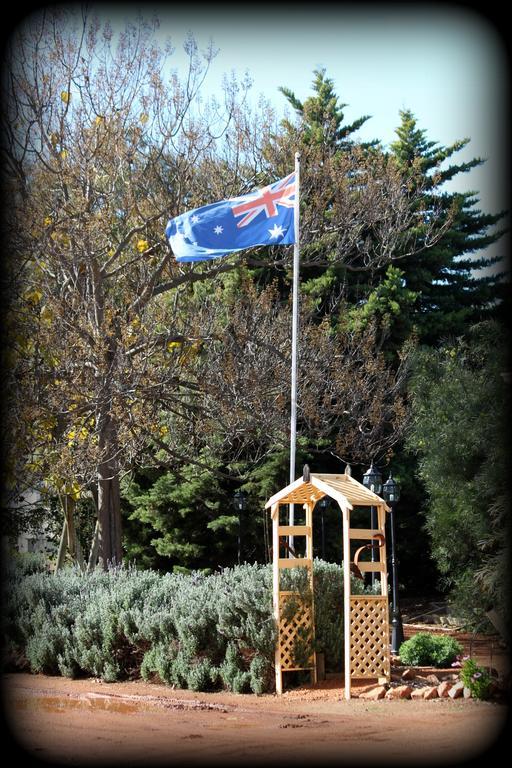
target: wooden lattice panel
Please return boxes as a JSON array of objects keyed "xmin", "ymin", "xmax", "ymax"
[
  {"xmin": 278, "ymin": 592, "xmax": 314, "ymax": 670},
  {"xmin": 349, "ymin": 595, "xmax": 390, "ymax": 679}
]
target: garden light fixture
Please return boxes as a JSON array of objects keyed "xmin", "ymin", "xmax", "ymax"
[{"xmin": 382, "ymin": 472, "xmax": 404, "ymax": 654}]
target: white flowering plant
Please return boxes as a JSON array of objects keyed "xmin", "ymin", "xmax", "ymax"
[{"xmin": 454, "ymin": 656, "xmax": 493, "ymax": 700}]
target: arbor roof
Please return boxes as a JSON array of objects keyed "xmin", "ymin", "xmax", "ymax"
[{"xmin": 264, "ymin": 472, "xmax": 390, "ymax": 514}]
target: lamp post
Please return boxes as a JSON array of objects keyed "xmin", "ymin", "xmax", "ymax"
[
  {"xmin": 233, "ymin": 490, "xmax": 247, "ymax": 565},
  {"xmin": 382, "ymin": 473, "xmax": 404, "ymax": 655},
  {"xmin": 363, "ymin": 461, "xmax": 382, "ymax": 587}
]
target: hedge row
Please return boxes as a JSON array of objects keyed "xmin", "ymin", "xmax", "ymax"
[{"xmin": 2, "ymin": 554, "xmax": 374, "ymax": 693}]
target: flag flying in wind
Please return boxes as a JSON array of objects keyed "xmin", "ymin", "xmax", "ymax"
[{"xmin": 165, "ymin": 172, "xmax": 296, "ymax": 262}]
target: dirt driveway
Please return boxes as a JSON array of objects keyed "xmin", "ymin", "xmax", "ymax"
[
  {"xmin": 3, "ymin": 621, "xmax": 509, "ymax": 767},
  {"xmin": 3, "ymin": 669, "xmax": 508, "ymax": 767}
]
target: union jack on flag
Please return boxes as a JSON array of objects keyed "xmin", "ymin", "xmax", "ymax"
[{"xmin": 165, "ymin": 172, "xmax": 296, "ymax": 262}]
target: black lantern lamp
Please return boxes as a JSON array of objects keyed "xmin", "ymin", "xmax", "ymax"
[
  {"xmin": 233, "ymin": 490, "xmax": 247, "ymax": 512},
  {"xmin": 233, "ymin": 490, "xmax": 247, "ymax": 565},
  {"xmin": 362, "ymin": 461, "xmax": 383, "ymax": 495},
  {"xmin": 383, "ymin": 473, "xmax": 400, "ymax": 504},
  {"xmin": 382, "ymin": 473, "xmax": 404, "ymax": 655}
]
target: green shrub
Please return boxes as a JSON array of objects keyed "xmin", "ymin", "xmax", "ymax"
[
  {"xmin": 249, "ymin": 654, "xmax": 272, "ymax": 694},
  {"xmin": 219, "ymin": 641, "xmax": 247, "ymax": 692},
  {"xmin": 2, "ymin": 557, "xmax": 373, "ymax": 693},
  {"xmin": 186, "ymin": 658, "xmax": 218, "ymax": 691},
  {"xmin": 312, "ymin": 561, "xmax": 370, "ymax": 671},
  {"xmin": 398, "ymin": 632, "xmax": 463, "ymax": 668},
  {"xmin": 3, "ymin": 551, "xmax": 49, "ymax": 577},
  {"xmin": 25, "ymin": 602, "xmax": 68, "ymax": 674},
  {"xmin": 141, "ymin": 643, "xmax": 177, "ymax": 685}
]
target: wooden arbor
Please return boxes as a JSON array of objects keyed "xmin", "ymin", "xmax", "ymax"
[{"xmin": 265, "ymin": 471, "xmax": 391, "ymax": 699}]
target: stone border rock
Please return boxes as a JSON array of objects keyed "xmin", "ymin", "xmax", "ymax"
[
  {"xmin": 354, "ymin": 679, "xmax": 469, "ymax": 701},
  {"xmin": 352, "ymin": 666, "xmax": 506, "ymax": 701}
]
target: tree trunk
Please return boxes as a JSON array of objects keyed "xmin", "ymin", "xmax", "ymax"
[
  {"xmin": 55, "ymin": 518, "xmax": 68, "ymax": 572},
  {"xmin": 97, "ymin": 416, "xmax": 123, "ymax": 569},
  {"xmin": 87, "ymin": 519, "xmax": 100, "ymax": 572},
  {"xmin": 97, "ymin": 473, "xmax": 122, "ymax": 569},
  {"xmin": 54, "ymin": 494, "xmax": 85, "ymax": 572}
]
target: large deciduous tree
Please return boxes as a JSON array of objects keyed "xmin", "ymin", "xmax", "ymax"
[
  {"xmin": 1, "ymin": 9, "xmax": 264, "ymax": 567},
  {"xmin": 2, "ymin": 19, "xmax": 431, "ymax": 570}
]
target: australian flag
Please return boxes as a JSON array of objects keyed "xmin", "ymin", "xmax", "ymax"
[{"xmin": 165, "ymin": 172, "xmax": 296, "ymax": 262}]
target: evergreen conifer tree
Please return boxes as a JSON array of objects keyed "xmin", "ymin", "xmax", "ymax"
[
  {"xmin": 122, "ymin": 452, "xmax": 240, "ymax": 573},
  {"xmin": 278, "ymin": 76, "xmax": 507, "ymax": 351},
  {"xmin": 279, "ymin": 67, "xmax": 374, "ymax": 151},
  {"xmin": 387, "ymin": 109, "xmax": 507, "ymax": 347},
  {"xmin": 276, "ymin": 69, "xmax": 380, "ymax": 315}
]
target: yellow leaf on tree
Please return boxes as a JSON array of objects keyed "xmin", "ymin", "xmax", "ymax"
[
  {"xmin": 24, "ymin": 288, "xmax": 43, "ymax": 305},
  {"xmin": 25, "ymin": 460, "xmax": 43, "ymax": 472},
  {"xmin": 65, "ymin": 481, "xmax": 81, "ymax": 500},
  {"xmin": 60, "ymin": 91, "xmax": 70, "ymax": 103},
  {"xmin": 40, "ymin": 305, "xmax": 53, "ymax": 325},
  {"xmin": 136, "ymin": 239, "xmax": 149, "ymax": 253}
]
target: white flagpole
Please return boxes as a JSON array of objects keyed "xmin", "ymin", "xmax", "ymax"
[{"xmin": 288, "ymin": 152, "xmax": 300, "ymax": 553}]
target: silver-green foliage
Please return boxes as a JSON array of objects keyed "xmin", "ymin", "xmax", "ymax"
[{"xmin": 3, "ymin": 557, "xmax": 368, "ymax": 692}]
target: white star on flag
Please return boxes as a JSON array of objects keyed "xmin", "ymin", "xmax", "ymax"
[
  {"xmin": 268, "ymin": 223, "xmax": 285, "ymax": 239},
  {"xmin": 214, "ymin": 225, "xmax": 224, "ymax": 235},
  {"xmin": 191, "ymin": 214, "xmax": 200, "ymax": 224}
]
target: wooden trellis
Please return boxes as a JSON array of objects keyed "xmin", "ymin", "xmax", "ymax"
[
  {"xmin": 277, "ymin": 592, "xmax": 315, "ymax": 671},
  {"xmin": 265, "ymin": 470, "xmax": 391, "ymax": 699},
  {"xmin": 350, "ymin": 596, "xmax": 390, "ymax": 680},
  {"xmin": 269, "ymin": 496, "xmax": 317, "ymax": 690}
]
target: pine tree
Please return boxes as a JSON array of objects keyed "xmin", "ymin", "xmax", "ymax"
[
  {"xmin": 279, "ymin": 67, "xmax": 374, "ymax": 151},
  {"xmin": 256, "ymin": 69, "xmax": 383, "ymax": 305},
  {"xmin": 277, "ymin": 77, "xmax": 507, "ymax": 350},
  {"xmin": 122, "ymin": 452, "xmax": 238, "ymax": 573},
  {"xmin": 388, "ymin": 109, "xmax": 507, "ymax": 347}
]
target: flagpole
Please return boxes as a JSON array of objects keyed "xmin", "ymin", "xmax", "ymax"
[{"xmin": 288, "ymin": 152, "xmax": 300, "ymax": 553}]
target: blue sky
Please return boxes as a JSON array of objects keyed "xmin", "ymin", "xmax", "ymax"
[
  {"xmin": 148, "ymin": 5, "xmax": 508, "ymax": 206},
  {"xmin": 106, "ymin": 3, "xmax": 509, "ymax": 259}
]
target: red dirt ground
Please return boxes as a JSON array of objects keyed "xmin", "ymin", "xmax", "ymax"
[{"xmin": 2, "ymin": 626, "xmax": 509, "ymax": 767}]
